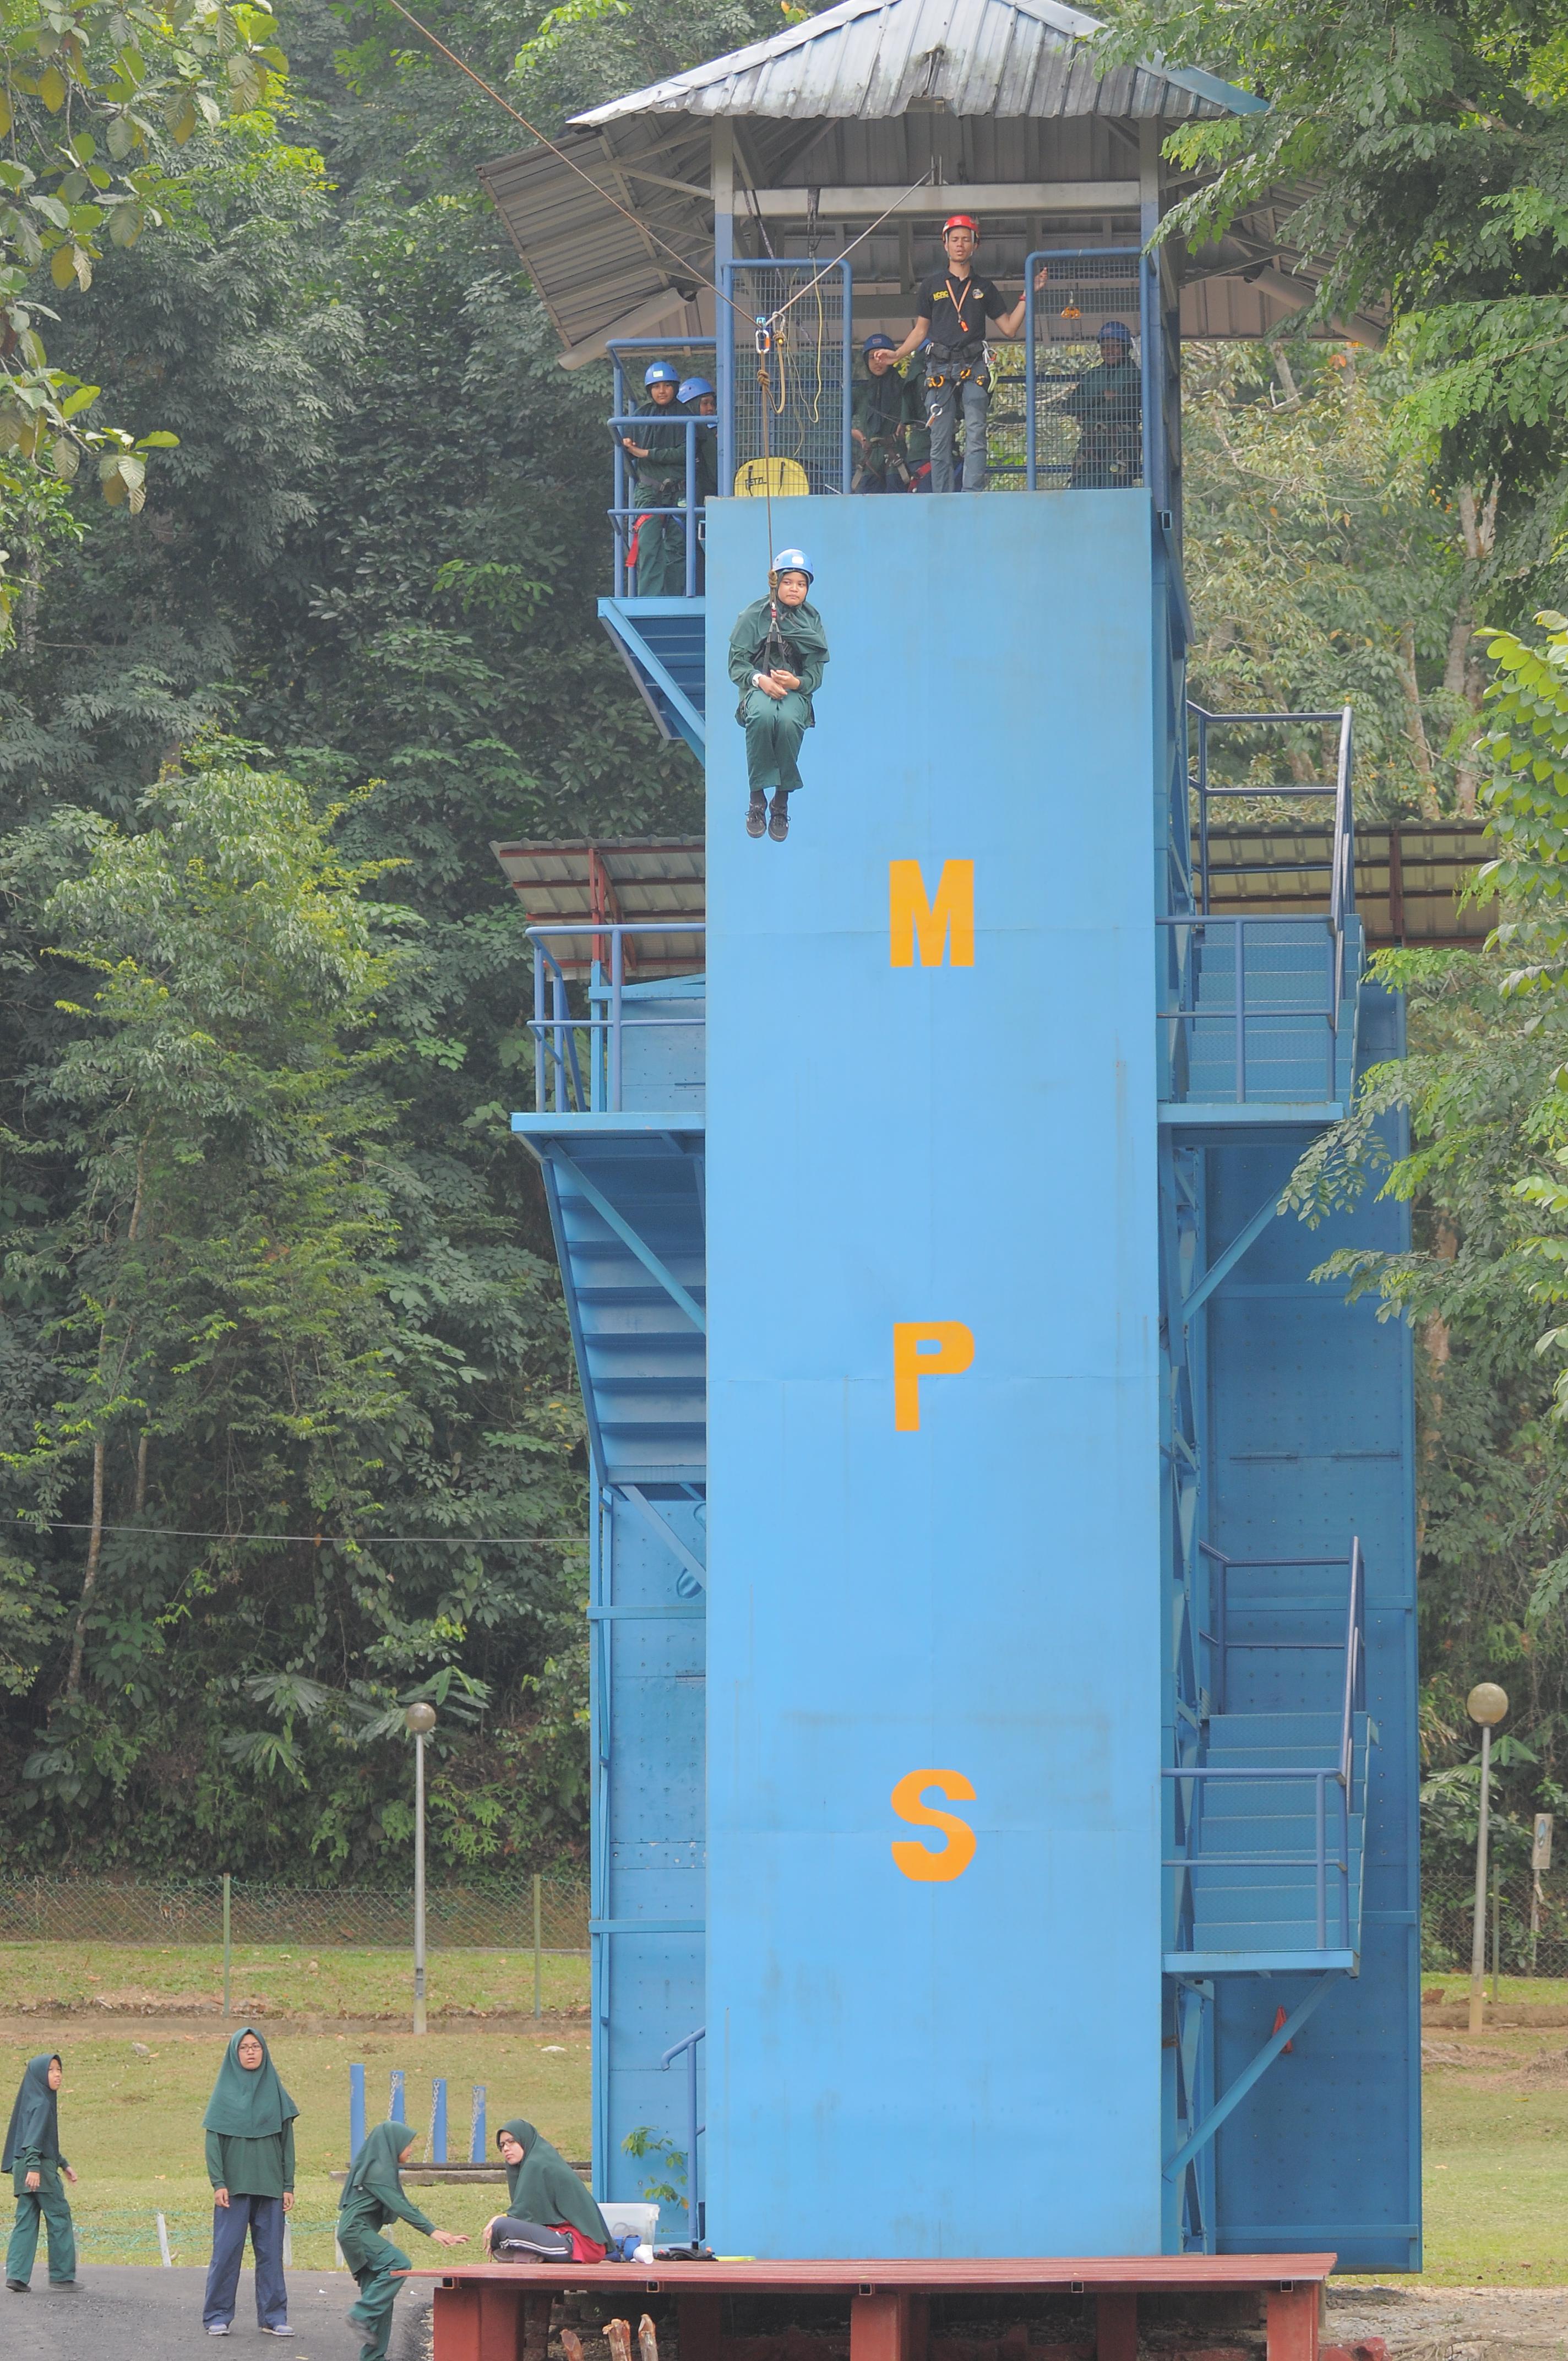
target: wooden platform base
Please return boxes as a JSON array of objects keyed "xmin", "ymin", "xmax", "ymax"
[{"xmin": 405, "ymin": 2251, "xmax": 1336, "ymax": 2361}]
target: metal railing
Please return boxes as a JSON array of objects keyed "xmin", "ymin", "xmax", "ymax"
[
  {"xmin": 530, "ymin": 922, "xmax": 705, "ymax": 1115},
  {"xmin": 1022, "ymin": 247, "xmax": 1168, "ymax": 504},
  {"xmin": 1166, "ymin": 1540, "xmax": 1367, "ymax": 1956},
  {"xmin": 660, "ymin": 2024, "xmax": 705, "ymax": 2249},
  {"xmin": 1161, "ymin": 704, "xmax": 1358, "ymax": 1106},
  {"xmin": 608, "ymin": 339, "xmax": 717, "ymax": 600}
]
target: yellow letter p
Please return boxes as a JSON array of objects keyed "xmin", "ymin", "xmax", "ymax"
[{"xmin": 893, "ymin": 1320, "xmax": 974, "ymax": 1432}]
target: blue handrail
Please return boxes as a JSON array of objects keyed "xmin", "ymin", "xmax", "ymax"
[
  {"xmin": 1164, "ymin": 1538, "xmax": 1368, "ymax": 1955},
  {"xmin": 527, "ymin": 923, "xmax": 705, "ymax": 1114},
  {"xmin": 660, "ymin": 2025, "xmax": 705, "ymax": 2249},
  {"xmin": 608, "ymin": 338, "xmax": 717, "ymax": 600}
]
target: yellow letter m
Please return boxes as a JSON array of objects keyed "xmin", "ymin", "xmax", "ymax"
[{"xmin": 889, "ymin": 859, "xmax": 974, "ymax": 967}]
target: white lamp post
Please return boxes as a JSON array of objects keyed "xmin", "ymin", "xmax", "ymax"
[
  {"xmin": 405, "ymin": 1701, "xmax": 438, "ymax": 2035},
  {"xmin": 1467, "ymin": 1682, "xmax": 1508, "ymax": 2034}
]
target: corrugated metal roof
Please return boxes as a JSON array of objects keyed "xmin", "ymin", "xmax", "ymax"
[
  {"xmin": 570, "ymin": 0, "xmax": 1261, "ymax": 127},
  {"xmin": 492, "ymin": 839, "xmax": 705, "ymax": 976}
]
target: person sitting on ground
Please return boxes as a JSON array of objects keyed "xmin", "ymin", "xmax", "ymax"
[
  {"xmin": 1060, "ymin": 320, "xmax": 1142, "ymax": 489},
  {"xmin": 728, "ymin": 550, "xmax": 830, "ymax": 842},
  {"xmin": 851, "ymin": 335, "xmax": 918, "ymax": 491},
  {"xmin": 337, "ymin": 2120, "xmax": 466, "ymax": 2361},
  {"xmin": 484, "ymin": 2119, "xmax": 613, "ymax": 2262},
  {"xmin": 884, "ymin": 217, "xmax": 1047, "ymax": 492},
  {"xmin": 202, "ymin": 2025, "xmax": 298, "ymax": 2339},
  {"xmin": 4, "ymin": 2053, "xmax": 77, "ymax": 2295},
  {"xmin": 620, "ymin": 361, "xmax": 690, "ymax": 595}
]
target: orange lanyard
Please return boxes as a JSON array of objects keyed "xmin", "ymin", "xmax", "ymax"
[{"xmin": 944, "ymin": 275, "xmax": 973, "ymax": 332}]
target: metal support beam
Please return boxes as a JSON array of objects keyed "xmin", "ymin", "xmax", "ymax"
[
  {"xmin": 1162, "ymin": 1972, "xmax": 1340, "ymax": 2182},
  {"xmin": 620, "ymin": 1483, "xmax": 708, "ymax": 1591},
  {"xmin": 1182, "ymin": 1188, "xmax": 1281, "ymax": 1322},
  {"xmin": 749, "ymin": 182, "xmax": 1139, "ymax": 217},
  {"xmin": 547, "ymin": 1149, "xmax": 707, "ymax": 1334}
]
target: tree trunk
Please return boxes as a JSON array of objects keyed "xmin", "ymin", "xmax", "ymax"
[
  {"xmin": 64, "ymin": 1430, "xmax": 107, "ymax": 1699},
  {"xmin": 1399, "ymin": 623, "xmax": 1439, "ymax": 818},
  {"xmin": 1447, "ymin": 482, "xmax": 1499, "ymax": 815}
]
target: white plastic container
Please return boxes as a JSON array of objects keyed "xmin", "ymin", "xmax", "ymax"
[{"xmin": 597, "ymin": 2198, "xmax": 662, "ymax": 2248}]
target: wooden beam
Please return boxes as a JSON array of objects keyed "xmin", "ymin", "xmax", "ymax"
[{"xmin": 750, "ymin": 182, "xmax": 1139, "ymax": 217}]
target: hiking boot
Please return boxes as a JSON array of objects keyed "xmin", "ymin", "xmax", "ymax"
[
  {"xmin": 745, "ymin": 789, "xmax": 767, "ymax": 837},
  {"xmin": 6, "ymin": 2281, "xmax": 28, "ymax": 2293},
  {"xmin": 768, "ymin": 791, "xmax": 790, "ymax": 841}
]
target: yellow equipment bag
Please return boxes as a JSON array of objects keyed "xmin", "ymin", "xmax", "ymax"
[{"xmin": 733, "ymin": 456, "xmax": 810, "ymax": 498}]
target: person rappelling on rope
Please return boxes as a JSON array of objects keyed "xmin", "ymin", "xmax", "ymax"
[
  {"xmin": 886, "ymin": 215, "xmax": 1048, "ymax": 493},
  {"xmin": 728, "ymin": 550, "xmax": 829, "ymax": 842}
]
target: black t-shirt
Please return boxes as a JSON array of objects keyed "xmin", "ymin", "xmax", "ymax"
[{"xmin": 916, "ymin": 270, "xmax": 1008, "ymax": 358}]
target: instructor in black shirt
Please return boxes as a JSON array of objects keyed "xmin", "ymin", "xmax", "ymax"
[{"xmin": 887, "ymin": 214, "xmax": 1046, "ymax": 492}]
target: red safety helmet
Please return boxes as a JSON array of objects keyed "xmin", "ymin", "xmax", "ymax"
[{"xmin": 943, "ymin": 213, "xmax": 979, "ymax": 241}]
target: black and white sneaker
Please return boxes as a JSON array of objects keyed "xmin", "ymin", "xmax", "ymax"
[
  {"xmin": 768, "ymin": 792, "xmax": 790, "ymax": 841},
  {"xmin": 746, "ymin": 790, "xmax": 767, "ymax": 837}
]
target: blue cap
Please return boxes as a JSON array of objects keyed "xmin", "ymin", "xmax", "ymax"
[
  {"xmin": 677, "ymin": 376, "xmax": 714, "ymax": 402},
  {"xmin": 644, "ymin": 361, "xmax": 680, "ymax": 387},
  {"xmin": 1098, "ymin": 320, "xmax": 1132, "ymax": 345},
  {"xmin": 862, "ymin": 334, "xmax": 896, "ymax": 356},
  {"xmin": 771, "ymin": 548, "xmax": 813, "ymax": 583}
]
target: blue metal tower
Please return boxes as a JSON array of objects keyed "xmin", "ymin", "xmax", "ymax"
[{"xmin": 491, "ymin": 0, "xmax": 1419, "ymax": 2273}]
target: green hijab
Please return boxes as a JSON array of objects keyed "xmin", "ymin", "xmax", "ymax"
[
  {"xmin": 497, "ymin": 2119, "xmax": 611, "ymax": 2245},
  {"xmin": 340, "ymin": 2119, "xmax": 414, "ymax": 2209},
  {"xmin": 202, "ymin": 2026, "xmax": 298, "ymax": 2140},
  {"xmin": 2, "ymin": 2054, "xmax": 59, "ymax": 2172}
]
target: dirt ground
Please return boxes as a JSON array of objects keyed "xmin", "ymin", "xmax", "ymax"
[{"xmin": 1327, "ymin": 2283, "xmax": 1568, "ymax": 2361}]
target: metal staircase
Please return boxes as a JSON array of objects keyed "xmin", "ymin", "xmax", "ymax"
[
  {"xmin": 598, "ymin": 598, "xmax": 706, "ymax": 758},
  {"xmin": 1167, "ymin": 1542, "xmax": 1371, "ymax": 1974}
]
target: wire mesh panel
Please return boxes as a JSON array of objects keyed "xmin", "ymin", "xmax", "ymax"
[
  {"xmin": 0, "ymin": 1868, "xmax": 590, "ymax": 1949},
  {"xmin": 726, "ymin": 259, "xmax": 851, "ymax": 496},
  {"xmin": 1025, "ymin": 249, "xmax": 1145, "ymax": 493}
]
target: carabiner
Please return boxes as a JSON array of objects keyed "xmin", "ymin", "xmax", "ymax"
[{"xmin": 754, "ymin": 317, "xmax": 773, "ymax": 356}]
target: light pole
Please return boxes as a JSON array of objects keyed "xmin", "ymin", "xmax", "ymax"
[
  {"xmin": 405, "ymin": 1701, "xmax": 438, "ymax": 2036},
  {"xmin": 1467, "ymin": 1682, "xmax": 1508, "ymax": 2034}
]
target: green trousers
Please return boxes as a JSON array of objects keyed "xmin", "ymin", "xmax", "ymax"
[
  {"xmin": 340, "ymin": 2226, "xmax": 410, "ymax": 2361},
  {"xmin": 7, "ymin": 2163, "xmax": 75, "ymax": 2286},
  {"xmin": 739, "ymin": 686, "xmax": 812, "ymax": 793},
  {"xmin": 636, "ymin": 512, "xmax": 688, "ymax": 597}
]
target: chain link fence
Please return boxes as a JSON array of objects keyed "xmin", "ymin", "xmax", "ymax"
[
  {"xmin": 1421, "ymin": 1866, "xmax": 1568, "ymax": 1981},
  {"xmin": 0, "ymin": 1867, "xmax": 589, "ymax": 1951}
]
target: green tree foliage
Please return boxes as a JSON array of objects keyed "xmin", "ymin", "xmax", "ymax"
[
  {"xmin": 1184, "ymin": 339, "xmax": 1497, "ymax": 813},
  {"xmin": 1284, "ymin": 615, "xmax": 1568, "ymax": 1866},
  {"xmin": 1107, "ymin": 0, "xmax": 1568, "ymax": 574},
  {"xmin": 0, "ymin": 0, "xmax": 803, "ymax": 1875}
]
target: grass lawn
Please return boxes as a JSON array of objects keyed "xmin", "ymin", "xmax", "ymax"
[
  {"xmin": 1418, "ymin": 2027, "xmax": 1568, "ymax": 2284},
  {"xmin": 0, "ymin": 1938, "xmax": 590, "ymax": 2021},
  {"xmin": 0, "ymin": 2019, "xmax": 596, "ymax": 2271},
  {"xmin": 7, "ymin": 1948, "xmax": 1568, "ymax": 2281},
  {"xmin": 1423, "ymin": 1977, "xmax": 1568, "ymax": 2008}
]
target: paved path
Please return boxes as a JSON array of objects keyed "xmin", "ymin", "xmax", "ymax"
[{"xmin": 1, "ymin": 2265, "xmax": 433, "ymax": 2361}]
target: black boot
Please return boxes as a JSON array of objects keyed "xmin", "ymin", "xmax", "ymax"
[
  {"xmin": 768, "ymin": 789, "xmax": 791, "ymax": 841},
  {"xmin": 745, "ymin": 788, "xmax": 767, "ymax": 838}
]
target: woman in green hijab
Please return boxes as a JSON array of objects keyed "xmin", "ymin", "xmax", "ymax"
[
  {"xmin": 4, "ymin": 2052, "xmax": 78, "ymax": 2293},
  {"xmin": 202, "ymin": 2025, "xmax": 298, "ymax": 2336},
  {"xmin": 483, "ymin": 2120, "xmax": 612, "ymax": 2262},
  {"xmin": 338, "ymin": 2119, "xmax": 466, "ymax": 2361}
]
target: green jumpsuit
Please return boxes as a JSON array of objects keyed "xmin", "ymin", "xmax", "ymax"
[
  {"xmin": 728, "ymin": 592, "xmax": 830, "ymax": 797},
  {"xmin": 4, "ymin": 2053, "xmax": 74, "ymax": 2289},
  {"xmin": 1061, "ymin": 354, "xmax": 1142, "ymax": 488},
  {"xmin": 629, "ymin": 394, "xmax": 691, "ymax": 596},
  {"xmin": 337, "ymin": 2121, "xmax": 436, "ymax": 2361}
]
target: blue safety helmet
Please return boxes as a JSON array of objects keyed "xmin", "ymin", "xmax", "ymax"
[
  {"xmin": 677, "ymin": 375, "xmax": 715, "ymax": 403},
  {"xmin": 771, "ymin": 547, "xmax": 813, "ymax": 583},
  {"xmin": 862, "ymin": 334, "xmax": 896, "ymax": 356},
  {"xmin": 644, "ymin": 361, "xmax": 680, "ymax": 388},
  {"xmin": 1098, "ymin": 320, "xmax": 1133, "ymax": 346}
]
